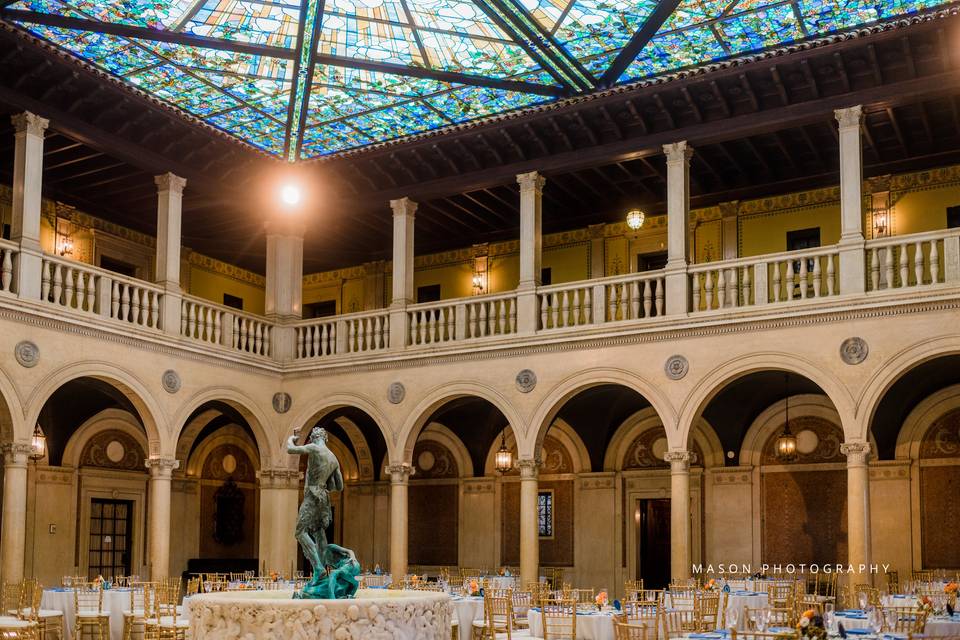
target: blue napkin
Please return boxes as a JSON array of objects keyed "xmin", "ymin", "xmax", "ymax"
[
  {"xmin": 689, "ymin": 633, "xmax": 724, "ymax": 639},
  {"xmin": 723, "ymin": 585, "xmax": 730, "ymax": 593},
  {"xmin": 845, "ymin": 628, "xmax": 871, "ymax": 635},
  {"xmin": 614, "ymin": 600, "xmax": 621, "ymax": 611}
]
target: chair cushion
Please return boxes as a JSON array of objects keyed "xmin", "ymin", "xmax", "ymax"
[
  {"xmin": 38, "ymin": 610, "xmax": 63, "ymax": 618},
  {"xmin": 122, "ymin": 609, "xmax": 145, "ymax": 618},
  {"xmin": 76, "ymin": 611, "xmax": 110, "ymax": 619},
  {"xmin": 0, "ymin": 620, "xmax": 35, "ymax": 630}
]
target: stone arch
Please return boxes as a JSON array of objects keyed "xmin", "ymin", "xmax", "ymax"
[
  {"xmin": 525, "ymin": 368, "xmax": 679, "ymax": 459},
  {"xmin": 283, "ymin": 392, "xmax": 391, "ymax": 471},
  {"xmin": 332, "ymin": 416, "xmax": 375, "ymax": 481},
  {"xmin": 740, "ymin": 394, "xmax": 856, "ymax": 466},
  {"xmin": 171, "ymin": 387, "xmax": 274, "ymax": 469},
  {"xmin": 482, "ymin": 421, "xmax": 586, "ymax": 475},
  {"xmin": 185, "ymin": 424, "xmax": 261, "ymax": 479},
  {"xmin": 414, "ymin": 422, "xmax": 474, "ymax": 478},
  {"xmin": 603, "ymin": 408, "xmax": 724, "ymax": 471},
  {"xmin": 173, "ymin": 409, "xmax": 221, "ymax": 470},
  {"xmin": 324, "ymin": 433, "xmax": 361, "ymax": 482},
  {"xmin": 896, "ymin": 384, "xmax": 960, "ymax": 460},
  {"xmin": 676, "ymin": 353, "xmax": 856, "ymax": 446},
  {"xmin": 62, "ymin": 408, "xmax": 149, "ymax": 469},
  {"xmin": 25, "ymin": 361, "xmax": 166, "ymax": 454},
  {"xmin": 857, "ymin": 337, "xmax": 960, "ymax": 442},
  {"xmin": 0, "ymin": 364, "xmax": 24, "ymax": 444},
  {"xmin": 396, "ymin": 381, "xmax": 524, "ymax": 465}
]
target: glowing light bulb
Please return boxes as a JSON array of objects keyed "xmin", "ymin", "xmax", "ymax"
[{"xmin": 280, "ymin": 184, "xmax": 301, "ymax": 207}]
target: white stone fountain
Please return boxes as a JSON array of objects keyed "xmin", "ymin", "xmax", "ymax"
[{"xmin": 188, "ymin": 589, "xmax": 452, "ymax": 640}]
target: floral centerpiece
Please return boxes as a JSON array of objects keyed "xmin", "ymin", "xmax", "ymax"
[
  {"xmin": 469, "ymin": 580, "xmax": 481, "ymax": 597},
  {"xmin": 595, "ymin": 591, "xmax": 609, "ymax": 610},
  {"xmin": 797, "ymin": 609, "xmax": 826, "ymax": 640},
  {"xmin": 918, "ymin": 596, "xmax": 935, "ymax": 615},
  {"xmin": 703, "ymin": 579, "xmax": 718, "ymax": 591}
]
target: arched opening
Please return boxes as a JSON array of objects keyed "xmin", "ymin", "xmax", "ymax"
[
  {"xmin": 172, "ymin": 401, "xmax": 265, "ymax": 578},
  {"xmin": 870, "ymin": 354, "xmax": 960, "ymax": 573},
  {"xmin": 694, "ymin": 370, "xmax": 846, "ymax": 571},
  {"xmin": 27, "ymin": 376, "xmax": 156, "ymax": 585}
]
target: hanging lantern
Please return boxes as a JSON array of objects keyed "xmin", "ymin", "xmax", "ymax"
[
  {"xmin": 626, "ymin": 209, "xmax": 645, "ymax": 231},
  {"xmin": 29, "ymin": 423, "xmax": 46, "ymax": 461},
  {"xmin": 495, "ymin": 433, "xmax": 513, "ymax": 473},
  {"xmin": 775, "ymin": 374, "xmax": 798, "ymax": 463}
]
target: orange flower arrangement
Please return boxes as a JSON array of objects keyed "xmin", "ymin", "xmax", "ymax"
[
  {"xmin": 945, "ymin": 582, "xmax": 958, "ymax": 595},
  {"xmin": 797, "ymin": 608, "xmax": 825, "ymax": 640},
  {"xmin": 469, "ymin": 580, "xmax": 480, "ymax": 596},
  {"xmin": 595, "ymin": 591, "xmax": 609, "ymax": 608},
  {"xmin": 703, "ymin": 579, "xmax": 717, "ymax": 591}
]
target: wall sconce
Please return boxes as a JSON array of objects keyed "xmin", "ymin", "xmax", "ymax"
[
  {"xmin": 472, "ymin": 253, "xmax": 488, "ymax": 295},
  {"xmin": 54, "ymin": 216, "xmax": 74, "ymax": 257},
  {"xmin": 872, "ymin": 206, "xmax": 890, "ymax": 238}
]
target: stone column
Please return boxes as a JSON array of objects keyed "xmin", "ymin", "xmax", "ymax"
[
  {"xmin": 1, "ymin": 443, "xmax": 30, "ymax": 582},
  {"xmin": 663, "ymin": 142, "xmax": 693, "ymax": 315},
  {"xmin": 516, "ymin": 172, "xmax": 544, "ymax": 334},
  {"xmin": 10, "ymin": 112, "xmax": 49, "ymax": 300},
  {"xmin": 258, "ymin": 469, "xmax": 301, "ymax": 576},
  {"xmin": 665, "ymin": 450, "xmax": 692, "ymax": 581},
  {"xmin": 842, "ymin": 442, "xmax": 872, "ymax": 584},
  {"xmin": 518, "ymin": 458, "xmax": 540, "ymax": 586},
  {"xmin": 720, "ymin": 201, "xmax": 739, "ymax": 261},
  {"xmin": 145, "ymin": 457, "xmax": 179, "ymax": 579},
  {"xmin": 362, "ymin": 260, "xmax": 387, "ymax": 310},
  {"xmin": 389, "ymin": 198, "xmax": 416, "ymax": 350},
  {"xmin": 265, "ymin": 218, "xmax": 305, "ymax": 361},
  {"xmin": 387, "ymin": 463, "xmax": 412, "ymax": 579},
  {"xmin": 836, "ymin": 106, "xmax": 866, "ymax": 295},
  {"xmin": 588, "ymin": 224, "xmax": 606, "ymax": 278},
  {"xmin": 155, "ymin": 173, "xmax": 186, "ymax": 333}
]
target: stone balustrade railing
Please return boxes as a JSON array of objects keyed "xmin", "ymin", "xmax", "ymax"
[
  {"xmin": 4, "ymin": 229, "xmax": 960, "ymax": 366},
  {"xmin": 865, "ymin": 229, "xmax": 960, "ymax": 292}
]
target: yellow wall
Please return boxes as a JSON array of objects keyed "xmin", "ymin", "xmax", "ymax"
[
  {"xmin": 188, "ymin": 267, "xmax": 266, "ymax": 315},
  {"xmin": 892, "ymin": 184, "xmax": 960, "ymax": 235},
  {"xmin": 414, "ymin": 262, "xmax": 474, "ymax": 300},
  {"xmin": 543, "ymin": 244, "xmax": 589, "ymax": 283},
  {"xmin": 739, "ymin": 204, "xmax": 841, "ymax": 257}
]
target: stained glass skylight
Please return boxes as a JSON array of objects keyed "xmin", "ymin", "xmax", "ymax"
[{"xmin": 2, "ymin": 0, "xmax": 955, "ymax": 159}]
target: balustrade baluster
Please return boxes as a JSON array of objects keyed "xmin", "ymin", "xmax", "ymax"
[
  {"xmin": 813, "ymin": 256, "xmax": 822, "ymax": 298},
  {"xmin": 52, "ymin": 264, "xmax": 63, "ymax": 306},
  {"xmin": 718, "ymin": 268, "xmax": 728, "ymax": 308},
  {"xmin": 119, "ymin": 284, "xmax": 130, "ymax": 321},
  {"xmin": 86, "ymin": 273, "xmax": 96, "ymax": 312},
  {"xmin": 150, "ymin": 292, "xmax": 160, "ymax": 328},
  {"xmin": 539, "ymin": 295, "xmax": 548, "ymax": 329},
  {"xmin": 882, "ymin": 246, "xmax": 893, "ymax": 291},
  {"xmin": 655, "ymin": 278, "xmax": 664, "ymax": 316},
  {"xmin": 785, "ymin": 259, "xmax": 796, "ymax": 301},
  {"xmin": 931, "ymin": 240, "xmax": 941, "ymax": 284},
  {"xmin": 254, "ymin": 323, "xmax": 263, "ymax": 354},
  {"xmin": 64, "ymin": 267, "xmax": 76, "ymax": 309},
  {"xmin": 320, "ymin": 325, "xmax": 328, "ymax": 356},
  {"xmin": 899, "ymin": 244, "xmax": 909, "ymax": 288},
  {"xmin": 263, "ymin": 324, "xmax": 271, "ymax": 356},
  {"xmin": 914, "ymin": 241, "xmax": 924, "ymax": 286},
  {"xmin": 771, "ymin": 262, "xmax": 781, "ymax": 302},
  {"xmin": 827, "ymin": 256, "xmax": 836, "ymax": 295},
  {"xmin": 111, "ymin": 281, "xmax": 120, "ymax": 319},
  {"xmin": 373, "ymin": 316, "xmax": 382, "ymax": 348},
  {"xmin": 41, "ymin": 261, "xmax": 51, "ymax": 300},
  {"xmin": 477, "ymin": 303, "xmax": 487, "ymax": 337},
  {"xmin": 607, "ymin": 285, "xmax": 617, "ymax": 321},
  {"xmin": 705, "ymin": 270, "xmax": 715, "ymax": 310},
  {"xmin": 692, "ymin": 273, "xmax": 702, "ymax": 311},
  {"xmin": 799, "ymin": 257, "xmax": 809, "ymax": 299},
  {"xmin": 643, "ymin": 280, "xmax": 652, "ymax": 317},
  {"xmin": 494, "ymin": 301, "xmax": 504, "ymax": 335},
  {"xmin": 347, "ymin": 319, "xmax": 356, "ymax": 352},
  {"xmin": 743, "ymin": 266, "xmax": 752, "ymax": 305},
  {"xmin": 869, "ymin": 249, "xmax": 880, "ymax": 291}
]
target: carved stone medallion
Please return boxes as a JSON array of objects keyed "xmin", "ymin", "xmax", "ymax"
[
  {"xmin": 515, "ymin": 369, "xmax": 537, "ymax": 393},
  {"xmin": 161, "ymin": 369, "xmax": 181, "ymax": 394},
  {"xmin": 664, "ymin": 355, "xmax": 689, "ymax": 380},
  {"xmin": 839, "ymin": 337, "xmax": 869, "ymax": 365},
  {"xmin": 387, "ymin": 382, "xmax": 405, "ymax": 404},
  {"xmin": 14, "ymin": 341, "xmax": 39, "ymax": 368},
  {"xmin": 272, "ymin": 392, "xmax": 292, "ymax": 414}
]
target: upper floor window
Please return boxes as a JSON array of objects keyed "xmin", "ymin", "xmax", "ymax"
[
  {"xmin": 223, "ymin": 294, "xmax": 243, "ymax": 311},
  {"xmin": 637, "ymin": 251, "xmax": 668, "ymax": 272},
  {"xmin": 947, "ymin": 205, "xmax": 960, "ymax": 229},
  {"xmin": 538, "ymin": 490, "xmax": 554, "ymax": 538},
  {"xmin": 786, "ymin": 227, "xmax": 821, "ymax": 251},
  {"xmin": 304, "ymin": 300, "xmax": 337, "ymax": 318},
  {"xmin": 540, "ymin": 267, "xmax": 552, "ymax": 286},
  {"xmin": 99, "ymin": 256, "xmax": 138, "ymax": 278},
  {"xmin": 417, "ymin": 284, "xmax": 441, "ymax": 303}
]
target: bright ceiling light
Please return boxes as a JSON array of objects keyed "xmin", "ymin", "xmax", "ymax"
[{"xmin": 280, "ymin": 183, "xmax": 302, "ymax": 207}]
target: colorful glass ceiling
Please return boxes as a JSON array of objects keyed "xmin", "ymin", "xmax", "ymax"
[{"xmin": 1, "ymin": 0, "xmax": 954, "ymax": 160}]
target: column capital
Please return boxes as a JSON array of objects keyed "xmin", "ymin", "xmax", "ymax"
[
  {"xmin": 154, "ymin": 172, "xmax": 186, "ymax": 195},
  {"xmin": 834, "ymin": 105, "xmax": 864, "ymax": 130},
  {"xmin": 663, "ymin": 140, "xmax": 694, "ymax": 164},
  {"xmin": 1, "ymin": 443, "xmax": 32, "ymax": 467},
  {"xmin": 719, "ymin": 200, "xmax": 740, "ymax": 219},
  {"xmin": 258, "ymin": 468, "xmax": 302, "ymax": 489},
  {"xmin": 840, "ymin": 441, "xmax": 871, "ymax": 466},
  {"xmin": 11, "ymin": 112, "xmax": 49, "ymax": 137},
  {"xmin": 263, "ymin": 217, "xmax": 306, "ymax": 238},
  {"xmin": 390, "ymin": 197, "xmax": 418, "ymax": 218},
  {"xmin": 145, "ymin": 457, "xmax": 180, "ymax": 477},
  {"xmin": 516, "ymin": 171, "xmax": 545, "ymax": 194},
  {"xmin": 386, "ymin": 462, "xmax": 413, "ymax": 483},
  {"xmin": 517, "ymin": 458, "xmax": 540, "ymax": 479},
  {"xmin": 664, "ymin": 449, "xmax": 692, "ymax": 472}
]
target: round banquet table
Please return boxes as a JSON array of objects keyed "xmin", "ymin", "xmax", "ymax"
[
  {"xmin": 527, "ymin": 608, "xmax": 619, "ymax": 640},
  {"xmin": 452, "ymin": 596, "xmax": 485, "ymax": 640},
  {"xmin": 666, "ymin": 590, "xmax": 767, "ymax": 630},
  {"xmin": 41, "ymin": 588, "xmax": 131, "ymax": 640},
  {"xmin": 924, "ymin": 616, "xmax": 960, "ymax": 636}
]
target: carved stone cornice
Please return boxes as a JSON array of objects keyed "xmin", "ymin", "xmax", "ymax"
[
  {"xmin": 663, "ymin": 141, "xmax": 694, "ymax": 164},
  {"xmin": 835, "ymin": 105, "xmax": 864, "ymax": 129},
  {"xmin": 11, "ymin": 112, "xmax": 48, "ymax": 137},
  {"xmin": 154, "ymin": 173, "xmax": 187, "ymax": 195},
  {"xmin": 258, "ymin": 468, "xmax": 302, "ymax": 489},
  {"xmin": 517, "ymin": 458, "xmax": 540, "ymax": 480},
  {"xmin": 840, "ymin": 442, "xmax": 871, "ymax": 466},
  {"xmin": 144, "ymin": 457, "xmax": 180, "ymax": 478},
  {"xmin": 664, "ymin": 450, "xmax": 692, "ymax": 472},
  {"xmin": 516, "ymin": 171, "xmax": 545, "ymax": 194},
  {"xmin": 386, "ymin": 463, "xmax": 413, "ymax": 484}
]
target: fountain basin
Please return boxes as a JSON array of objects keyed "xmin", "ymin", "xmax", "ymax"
[{"xmin": 188, "ymin": 589, "xmax": 452, "ymax": 640}]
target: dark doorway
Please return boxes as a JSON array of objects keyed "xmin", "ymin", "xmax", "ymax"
[
  {"xmin": 88, "ymin": 498, "xmax": 133, "ymax": 579},
  {"xmin": 637, "ymin": 252, "xmax": 668, "ymax": 273},
  {"xmin": 636, "ymin": 498, "xmax": 671, "ymax": 589},
  {"xmin": 98, "ymin": 256, "xmax": 138, "ymax": 278}
]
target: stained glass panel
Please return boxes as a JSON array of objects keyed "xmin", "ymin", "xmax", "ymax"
[{"xmin": 537, "ymin": 490, "xmax": 553, "ymax": 538}]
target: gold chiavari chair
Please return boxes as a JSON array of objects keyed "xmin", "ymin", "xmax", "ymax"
[
  {"xmin": 73, "ymin": 584, "xmax": 109, "ymax": 640},
  {"xmin": 60, "ymin": 578, "xmax": 85, "ymax": 589},
  {"xmin": 1, "ymin": 583, "xmax": 23, "ymax": 620},
  {"xmin": 885, "ymin": 571, "xmax": 900, "ymax": 595},
  {"xmin": 540, "ymin": 599, "xmax": 576, "ymax": 640},
  {"xmin": 632, "ymin": 590, "xmax": 664, "ymax": 606},
  {"xmin": 614, "ymin": 620, "xmax": 650, "ymax": 640},
  {"xmin": 661, "ymin": 609, "xmax": 695, "ymax": 639},
  {"xmin": 669, "ymin": 579, "xmax": 698, "ymax": 591},
  {"xmin": 766, "ymin": 583, "xmax": 796, "ymax": 626},
  {"xmin": 121, "ymin": 582, "xmax": 155, "ymax": 640},
  {"xmin": 913, "ymin": 571, "xmax": 936, "ymax": 583},
  {"xmin": 881, "ymin": 606, "xmax": 927, "ymax": 634},
  {"xmin": 512, "ymin": 591, "xmax": 533, "ymax": 629},
  {"xmin": 25, "ymin": 579, "xmax": 63, "ymax": 640},
  {"xmin": 624, "ymin": 581, "xmax": 645, "ymax": 601},
  {"xmin": 572, "ymin": 588, "xmax": 594, "ymax": 607},
  {"xmin": 0, "ymin": 584, "xmax": 38, "ymax": 640},
  {"xmin": 622, "ymin": 601, "xmax": 659, "ymax": 640},
  {"xmin": 485, "ymin": 592, "xmax": 522, "ymax": 640},
  {"xmin": 697, "ymin": 590, "xmax": 724, "ymax": 632},
  {"xmin": 729, "ymin": 630, "xmax": 801, "ymax": 640},
  {"xmin": 143, "ymin": 583, "xmax": 188, "ymax": 640},
  {"xmin": 852, "ymin": 585, "xmax": 881, "ymax": 608}
]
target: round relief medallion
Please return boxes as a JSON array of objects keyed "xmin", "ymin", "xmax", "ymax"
[
  {"xmin": 664, "ymin": 355, "xmax": 689, "ymax": 380},
  {"xmin": 417, "ymin": 450, "xmax": 435, "ymax": 472},
  {"xmin": 840, "ymin": 337, "xmax": 869, "ymax": 365},
  {"xmin": 387, "ymin": 382, "xmax": 405, "ymax": 404},
  {"xmin": 161, "ymin": 370, "xmax": 181, "ymax": 394},
  {"xmin": 272, "ymin": 392, "xmax": 292, "ymax": 414},
  {"xmin": 651, "ymin": 437, "xmax": 668, "ymax": 460},
  {"xmin": 14, "ymin": 341, "xmax": 39, "ymax": 368},
  {"xmin": 515, "ymin": 369, "xmax": 537, "ymax": 393},
  {"xmin": 105, "ymin": 441, "xmax": 126, "ymax": 463},
  {"xmin": 222, "ymin": 454, "xmax": 238, "ymax": 475},
  {"xmin": 796, "ymin": 429, "xmax": 819, "ymax": 455}
]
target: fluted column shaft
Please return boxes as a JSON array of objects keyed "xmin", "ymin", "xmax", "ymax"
[
  {"xmin": 835, "ymin": 106, "xmax": 866, "ymax": 294},
  {"xmin": 842, "ymin": 441, "xmax": 872, "ymax": 583},
  {"xmin": 666, "ymin": 450, "xmax": 692, "ymax": 581},
  {"xmin": 518, "ymin": 459, "xmax": 540, "ymax": 587},
  {"xmin": 1, "ymin": 444, "xmax": 30, "ymax": 582},
  {"xmin": 517, "ymin": 172, "xmax": 544, "ymax": 334},
  {"xmin": 387, "ymin": 463, "xmax": 412, "ymax": 579},
  {"xmin": 145, "ymin": 457, "xmax": 179, "ymax": 579}
]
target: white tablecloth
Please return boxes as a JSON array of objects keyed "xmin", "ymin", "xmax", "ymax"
[
  {"xmin": 41, "ymin": 589, "xmax": 131, "ymax": 640},
  {"xmin": 924, "ymin": 616, "xmax": 960, "ymax": 636},
  {"xmin": 527, "ymin": 609, "xmax": 618, "ymax": 640},
  {"xmin": 452, "ymin": 597, "xmax": 485, "ymax": 640},
  {"xmin": 725, "ymin": 591, "xmax": 769, "ymax": 629}
]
